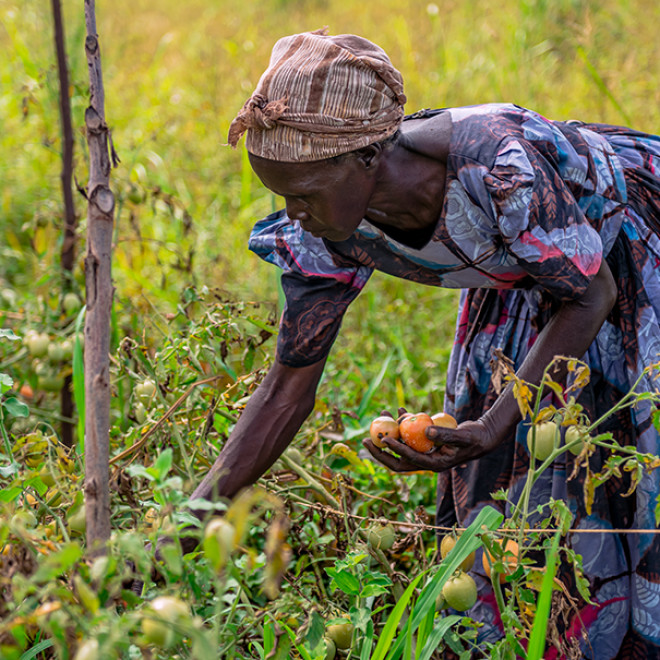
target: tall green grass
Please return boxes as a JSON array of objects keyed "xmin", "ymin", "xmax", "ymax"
[{"xmin": 1, "ymin": 0, "xmax": 659, "ymax": 408}]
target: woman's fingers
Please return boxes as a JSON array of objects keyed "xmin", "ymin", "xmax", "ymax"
[
  {"xmin": 363, "ymin": 438, "xmax": 423, "ymax": 472},
  {"xmin": 425, "ymin": 425, "xmax": 473, "ymax": 448}
]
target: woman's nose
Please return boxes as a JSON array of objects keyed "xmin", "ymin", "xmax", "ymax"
[{"xmin": 285, "ymin": 199, "xmax": 310, "ymax": 223}]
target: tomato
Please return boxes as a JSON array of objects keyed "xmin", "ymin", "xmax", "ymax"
[
  {"xmin": 141, "ymin": 596, "xmax": 190, "ymax": 648},
  {"xmin": 284, "ymin": 446, "xmax": 304, "ymax": 464},
  {"xmin": 135, "ymin": 379, "xmax": 157, "ymax": 405},
  {"xmin": 440, "ymin": 534, "xmax": 475, "ymax": 571},
  {"xmin": 63, "ymin": 292, "xmax": 82, "ymax": 316},
  {"xmin": 441, "ymin": 572, "xmax": 478, "ymax": 611},
  {"xmin": 68, "ymin": 507, "xmax": 86, "ymax": 535},
  {"xmin": 430, "ymin": 412, "xmax": 458, "ymax": 429},
  {"xmin": 11, "ymin": 510, "xmax": 38, "ymax": 530},
  {"xmin": 134, "ymin": 402, "xmax": 147, "ymax": 424},
  {"xmin": 367, "ymin": 523, "xmax": 396, "ymax": 551},
  {"xmin": 47, "ymin": 343, "xmax": 66, "ymax": 364},
  {"xmin": 399, "ymin": 413, "xmax": 434, "ymax": 453},
  {"xmin": 369, "ymin": 415, "xmax": 399, "ymax": 448},
  {"xmin": 565, "ymin": 425, "xmax": 589, "ymax": 455},
  {"xmin": 323, "ymin": 637, "xmax": 337, "ymax": 660},
  {"xmin": 60, "ymin": 339, "xmax": 74, "ymax": 361},
  {"xmin": 527, "ymin": 421, "xmax": 559, "ymax": 461},
  {"xmin": 73, "ymin": 639, "xmax": 99, "ymax": 660},
  {"xmin": 482, "ymin": 539, "xmax": 520, "ymax": 584},
  {"xmin": 25, "ymin": 331, "xmax": 50, "ymax": 358},
  {"xmin": 204, "ymin": 518, "xmax": 236, "ymax": 567},
  {"xmin": 325, "ymin": 620, "xmax": 354, "ymax": 650}
]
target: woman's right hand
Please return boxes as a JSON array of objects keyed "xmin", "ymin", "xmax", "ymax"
[{"xmin": 363, "ymin": 417, "xmax": 500, "ymax": 473}]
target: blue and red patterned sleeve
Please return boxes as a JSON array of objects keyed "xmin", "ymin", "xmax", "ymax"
[
  {"xmin": 249, "ymin": 210, "xmax": 373, "ymax": 367},
  {"xmin": 483, "ymin": 137, "xmax": 604, "ymax": 301}
]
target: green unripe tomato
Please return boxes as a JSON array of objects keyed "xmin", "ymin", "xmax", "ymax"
[
  {"xmin": 135, "ymin": 378, "xmax": 157, "ymax": 405},
  {"xmin": 284, "ymin": 446, "xmax": 304, "ymax": 464},
  {"xmin": 73, "ymin": 639, "xmax": 99, "ymax": 660},
  {"xmin": 441, "ymin": 572, "xmax": 478, "ymax": 611},
  {"xmin": 38, "ymin": 371, "xmax": 64, "ymax": 392},
  {"xmin": 47, "ymin": 342, "xmax": 66, "ymax": 364},
  {"xmin": 134, "ymin": 402, "xmax": 147, "ymax": 424},
  {"xmin": 439, "ymin": 534, "xmax": 476, "ymax": 571},
  {"xmin": 323, "ymin": 637, "xmax": 337, "ymax": 660},
  {"xmin": 527, "ymin": 421, "xmax": 559, "ymax": 461},
  {"xmin": 204, "ymin": 518, "xmax": 236, "ymax": 568},
  {"xmin": 68, "ymin": 507, "xmax": 86, "ymax": 535},
  {"xmin": 11, "ymin": 510, "xmax": 38, "ymax": 530},
  {"xmin": 25, "ymin": 331, "xmax": 50, "ymax": 358},
  {"xmin": 141, "ymin": 596, "xmax": 189, "ymax": 648},
  {"xmin": 60, "ymin": 339, "xmax": 73, "ymax": 361},
  {"xmin": 325, "ymin": 620, "xmax": 354, "ymax": 650},
  {"xmin": 63, "ymin": 292, "xmax": 82, "ymax": 316},
  {"xmin": 367, "ymin": 523, "xmax": 396, "ymax": 551},
  {"xmin": 565, "ymin": 425, "xmax": 589, "ymax": 455}
]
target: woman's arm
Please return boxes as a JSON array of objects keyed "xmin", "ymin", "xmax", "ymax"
[
  {"xmin": 189, "ymin": 355, "xmax": 326, "ymax": 511},
  {"xmin": 365, "ymin": 259, "xmax": 617, "ymax": 472}
]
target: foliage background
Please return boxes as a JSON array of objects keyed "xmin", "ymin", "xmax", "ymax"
[{"xmin": 2, "ymin": 0, "xmax": 659, "ymax": 417}]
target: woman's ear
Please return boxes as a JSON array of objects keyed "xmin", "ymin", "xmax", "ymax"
[{"xmin": 355, "ymin": 143, "xmax": 382, "ymax": 170}]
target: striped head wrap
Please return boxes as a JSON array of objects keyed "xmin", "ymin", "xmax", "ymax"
[{"xmin": 228, "ymin": 28, "xmax": 407, "ymax": 162}]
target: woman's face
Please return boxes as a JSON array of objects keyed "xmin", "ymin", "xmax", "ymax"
[{"xmin": 249, "ymin": 151, "xmax": 379, "ymax": 242}]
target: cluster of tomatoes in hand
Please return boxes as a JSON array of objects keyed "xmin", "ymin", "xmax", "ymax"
[{"xmin": 369, "ymin": 410, "xmax": 458, "ymax": 453}]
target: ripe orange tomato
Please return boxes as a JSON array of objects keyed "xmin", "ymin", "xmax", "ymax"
[
  {"xmin": 369, "ymin": 416, "xmax": 400, "ymax": 449},
  {"xmin": 399, "ymin": 413, "xmax": 434, "ymax": 453},
  {"xmin": 431, "ymin": 412, "xmax": 458, "ymax": 429},
  {"xmin": 482, "ymin": 539, "xmax": 520, "ymax": 584}
]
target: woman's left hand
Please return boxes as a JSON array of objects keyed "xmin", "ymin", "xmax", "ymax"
[{"xmin": 363, "ymin": 419, "xmax": 501, "ymax": 473}]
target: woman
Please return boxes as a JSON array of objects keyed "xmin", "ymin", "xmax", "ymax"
[{"xmin": 193, "ymin": 29, "xmax": 660, "ymax": 657}]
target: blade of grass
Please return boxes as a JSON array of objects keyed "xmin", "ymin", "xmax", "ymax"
[
  {"xmin": 72, "ymin": 305, "xmax": 86, "ymax": 454},
  {"xmin": 20, "ymin": 639, "xmax": 54, "ymax": 660},
  {"xmin": 526, "ymin": 530, "xmax": 561, "ymax": 660},
  {"xmin": 360, "ymin": 619, "xmax": 375, "ymax": 660},
  {"xmin": 370, "ymin": 571, "xmax": 428, "ymax": 660},
  {"xmin": 356, "ymin": 350, "xmax": 394, "ymax": 419},
  {"xmin": 416, "ymin": 615, "xmax": 462, "ymax": 660}
]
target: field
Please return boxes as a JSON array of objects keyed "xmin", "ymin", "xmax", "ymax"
[{"xmin": 1, "ymin": 0, "xmax": 660, "ymax": 658}]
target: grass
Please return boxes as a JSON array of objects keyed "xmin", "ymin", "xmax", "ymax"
[{"xmin": 4, "ymin": 0, "xmax": 658, "ymax": 413}]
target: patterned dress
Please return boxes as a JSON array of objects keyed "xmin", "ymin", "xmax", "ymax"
[{"xmin": 248, "ymin": 104, "xmax": 660, "ymax": 658}]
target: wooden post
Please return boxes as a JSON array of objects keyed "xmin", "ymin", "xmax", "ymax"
[
  {"xmin": 51, "ymin": 0, "xmax": 76, "ymax": 448},
  {"xmin": 83, "ymin": 0, "xmax": 114, "ymax": 555}
]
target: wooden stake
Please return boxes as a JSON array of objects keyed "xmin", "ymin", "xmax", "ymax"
[{"xmin": 83, "ymin": 0, "xmax": 114, "ymax": 555}]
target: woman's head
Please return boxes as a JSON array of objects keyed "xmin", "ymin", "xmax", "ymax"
[{"xmin": 228, "ymin": 29, "xmax": 406, "ymax": 163}]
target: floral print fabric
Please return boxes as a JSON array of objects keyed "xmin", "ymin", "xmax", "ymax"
[{"xmin": 248, "ymin": 103, "xmax": 660, "ymax": 657}]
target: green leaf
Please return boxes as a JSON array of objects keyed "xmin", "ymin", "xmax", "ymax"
[
  {"xmin": 0, "ymin": 329, "xmax": 19, "ymax": 340},
  {"xmin": 32, "ymin": 542, "xmax": 83, "ymax": 583},
  {"xmin": 155, "ymin": 448, "xmax": 173, "ymax": 480},
  {"xmin": 326, "ymin": 567, "xmax": 361, "ymax": 596},
  {"xmin": 3, "ymin": 396, "xmax": 29, "ymax": 418},
  {"xmin": 305, "ymin": 611, "xmax": 325, "ymax": 651},
  {"xmin": 0, "ymin": 486, "xmax": 22, "ymax": 502},
  {"xmin": 0, "ymin": 373, "xmax": 13, "ymax": 394}
]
